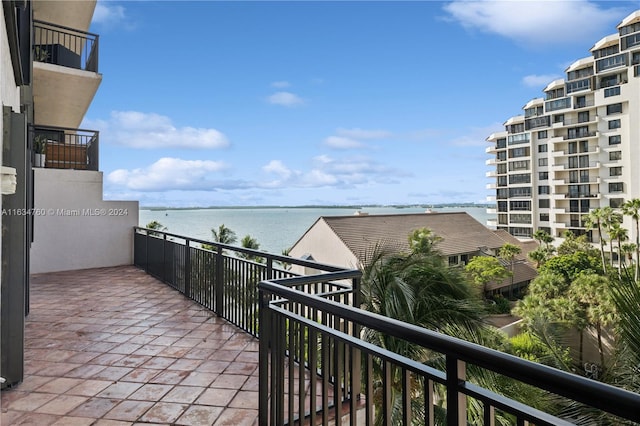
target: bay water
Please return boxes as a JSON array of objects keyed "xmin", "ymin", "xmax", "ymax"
[{"xmin": 139, "ymin": 206, "xmax": 494, "ymax": 255}]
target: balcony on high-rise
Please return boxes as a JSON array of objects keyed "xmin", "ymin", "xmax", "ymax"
[{"xmin": 32, "ymin": 20, "xmax": 101, "ymax": 130}]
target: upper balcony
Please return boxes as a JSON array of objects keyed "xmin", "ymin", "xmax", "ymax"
[
  {"xmin": 33, "ymin": 20, "xmax": 102, "ymax": 129},
  {"xmin": 31, "ymin": 125, "xmax": 99, "ymax": 171}
]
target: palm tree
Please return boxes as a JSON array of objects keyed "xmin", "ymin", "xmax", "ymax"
[
  {"xmin": 584, "ymin": 208, "xmax": 608, "ymax": 273},
  {"xmin": 146, "ymin": 220, "xmax": 166, "ymax": 231},
  {"xmin": 608, "ymin": 222, "xmax": 628, "ymax": 275},
  {"xmin": 360, "ymin": 241, "xmax": 491, "ymax": 423},
  {"xmin": 568, "ymin": 273, "xmax": 617, "ymax": 370},
  {"xmin": 622, "ymin": 198, "xmax": 640, "ymax": 280},
  {"xmin": 238, "ymin": 234, "xmax": 262, "ymax": 262},
  {"xmin": 499, "ymin": 243, "xmax": 521, "ymax": 298},
  {"xmin": 601, "ymin": 209, "xmax": 621, "ymax": 269},
  {"xmin": 211, "ymin": 224, "xmax": 237, "ymax": 245},
  {"xmin": 621, "ymin": 243, "xmax": 637, "ymax": 268},
  {"xmin": 533, "ymin": 229, "xmax": 555, "ymax": 250},
  {"xmin": 146, "ymin": 220, "xmax": 167, "ymax": 237}
]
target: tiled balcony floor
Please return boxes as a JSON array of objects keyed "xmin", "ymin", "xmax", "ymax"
[{"xmin": 0, "ymin": 266, "xmax": 259, "ymax": 425}]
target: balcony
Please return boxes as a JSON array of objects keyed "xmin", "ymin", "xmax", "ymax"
[
  {"xmin": 564, "ymin": 130, "xmax": 598, "ymax": 140},
  {"xmin": 564, "ymin": 192, "xmax": 600, "ymax": 199},
  {"xmin": 573, "ymin": 99, "xmax": 595, "ymax": 109},
  {"xmin": 32, "ymin": 20, "xmax": 102, "ymax": 130},
  {"xmin": 3, "ymin": 227, "xmax": 640, "ymax": 425},
  {"xmin": 32, "ymin": 126, "xmax": 99, "ymax": 171},
  {"xmin": 34, "ymin": 20, "xmax": 98, "ymax": 72},
  {"xmin": 551, "ymin": 161, "xmax": 600, "ymax": 171},
  {"xmin": 1, "ymin": 266, "xmax": 261, "ymax": 425},
  {"xmin": 551, "ymin": 146, "xmax": 600, "ymax": 157}
]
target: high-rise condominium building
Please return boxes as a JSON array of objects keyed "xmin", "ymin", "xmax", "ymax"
[{"xmin": 486, "ymin": 10, "xmax": 640, "ymax": 243}]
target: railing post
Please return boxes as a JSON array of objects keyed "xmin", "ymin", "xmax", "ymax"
[
  {"xmin": 446, "ymin": 355, "xmax": 467, "ymax": 426},
  {"xmin": 351, "ymin": 276, "xmax": 362, "ymax": 409},
  {"xmin": 266, "ymin": 256, "xmax": 273, "ymax": 279},
  {"xmin": 184, "ymin": 238, "xmax": 191, "ymax": 298},
  {"xmin": 258, "ymin": 288, "xmax": 270, "ymax": 425},
  {"xmin": 144, "ymin": 229, "xmax": 149, "ymax": 272},
  {"xmin": 161, "ymin": 232, "xmax": 167, "ymax": 283},
  {"xmin": 215, "ymin": 246, "xmax": 224, "ymax": 315}
]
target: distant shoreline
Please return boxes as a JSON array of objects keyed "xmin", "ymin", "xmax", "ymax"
[{"xmin": 141, "ymin": 203, "xmax": 491, "ymax": 211}]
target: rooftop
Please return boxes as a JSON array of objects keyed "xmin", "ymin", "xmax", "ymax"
[{"xmin": 1, "ymin": 266, "xmax": 259, "ymax": 425}]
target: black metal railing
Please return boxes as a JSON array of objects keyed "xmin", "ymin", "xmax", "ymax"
[
  {"xmin": 133, "ymin": 227, "xmax": 640, "ymax": 425},
  {"xmin": 259, "ymin": 277, "xmax": 640, "ymax": 426},
  {"xmin": 33, "ymin": 20, "xmax": 98, "ymax": 72},
  {"xmin": 133, "ymin": 227, "xmax": 357, "ymax": 337},
  {"xmin": 31, "ymin": 125, "xmax": 99, "ymax": 171}
]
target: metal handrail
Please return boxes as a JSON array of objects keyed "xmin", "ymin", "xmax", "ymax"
[
  {"xmin": 31, "ymin": 125, "xmax": 99, "ymax": 171},
  {"xmin": 33, "ymin": 20, "xmax": 99, "ymax": 72},
  {"xmin": 259, "ymin": 278, "xmax": 640, "ymax": 424}
]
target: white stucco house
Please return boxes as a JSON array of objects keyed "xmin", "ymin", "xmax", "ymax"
[{"xmin": 289, "ymin": 211, "xmax": 538, "ymax": 295}]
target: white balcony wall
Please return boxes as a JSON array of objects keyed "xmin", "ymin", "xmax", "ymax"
[{"xmin": 31, "ymin": 169, "xmax": 138, "ymax": 273}]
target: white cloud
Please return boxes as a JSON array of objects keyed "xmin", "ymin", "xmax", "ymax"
[
  {"xmin": 86, "ymin": 111, "xmax": 229, "ymax": 149},
  {"xmin": 443, "ymin": 1, "xmax": 626, "ymax": 46},
  {"xmin": 323, "ymin": 136, "xmax": 366, "ymax": 149},
  {"xmin": 108, "ymin": 157, "xmax": 233, "ymax": 191},
  {"xmin": 522, "ymin": 74, "xmax": 562, "ymax": 88},
  {"xmin": 336, "ymin": 128, "xmax": 392, "ymax": 140},
  {"xmin": 262, "ymin": 160, "xmax": 293, "ymax": 180},
  {"xmin": 93, "ymin": 1, "xmax": 127, "ymax": 26},
  {"xmin": 450, "ymin": 123, "xmax": 504, "ymax": 147},
  {"xmin": 261, "ymin": 155, "xmax": 409, "ymax": 189},
  {"xmin": 267, "ymin": 91, "xmax": 305, "ymax": 107},
  {"xmin": 271, "ymin": 81, "xmax": 290, "ymax": 88}
]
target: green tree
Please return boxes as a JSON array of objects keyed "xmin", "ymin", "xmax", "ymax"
[
  {"xmin": 622, "ymin": 198, "xmax": 640, "ymax": 280},
  {"xmin": 407, "ymin": 227, "xmax": 442, "ymax": 255},
  {"xmin": 513, "ymin": 272, "xmax": 585, "ymax": 370},
  {"xmin": 211, "ymin": 224, "xmax": 237, "ymax": 244},
  {"xmin": 584, "ymin": 206, "xmax": 619, "ymax": 272},
  {"xmin": 146, "ymin": 220, "xmax": 166, "ymax": 231},
  {"xmin": 528, "ymin": 246, "xmax": 553, "ymax": 268},
  {"xmin": 621, "ymin": 242, "xmax": 637, "ymax": 267},
  {"xmin": 608, "ymin": 222, "xmax": 628, "ymax": 275},
  {"xmin": 556, "ymin": 231, "xmax": 597, "ymax": 256},
  {"xmin": 238, "ymin": 234, "xmax": 262, "ymax": 262},
  {"xmin": 279, "ymin": 247, "xmax": 292, "ymax": 270},
  {"xmin": 584, "ymin": 207, "xmax": 610, "ymax": 273},
  {"xmin": 533, "ymin": 229, "xmax": 555, "ymax": 250},
  {"xmin": 499, "ymin": 243, "xmax": 521, "ymax": 298},
  {"xmin": 568, "ymin": 273, "xmax": 617, "ymax": 370},
  {"xmin": 465, "ymin": 255, "xmax": 510, "ymax": 295},
  {"xmin": 145, "ymin": 220, "xmax": 167, "ymax": 238},
  {"xmin": 540, "ymin": 251, "xmax": 602, "ymax": 283},
  {"xmin": 360, "ymin": 241, "xmax": 503, "ymax": 424},
  {"xmin": 609, "ymin": 272, "xmax": 640, "ymax": 394}
]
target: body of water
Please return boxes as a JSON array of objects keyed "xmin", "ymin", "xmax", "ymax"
[{"xmin": 139, "ymin": 206, "xmax": 494, "ymax": 255}]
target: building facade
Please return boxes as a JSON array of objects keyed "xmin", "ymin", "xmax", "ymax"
[
  {"xmin": 486, "ymin": 10, "xmax": 640, "ymax": 243},
  {"xmin": 1, "ymin": 0, "xmax": 138, "ymax": 387}
]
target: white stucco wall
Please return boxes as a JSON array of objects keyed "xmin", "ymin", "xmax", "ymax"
[
  {"xmin": 30, "ymin": 169, "xmax": 138, "ymax": 273},
  {"xmin": 289, "ymin": 219, "xmax": 359, "ymax": 275}
]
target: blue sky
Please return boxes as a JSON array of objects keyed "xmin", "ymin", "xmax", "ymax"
[{"xmin": 85, "ymin": 0, "xmax": 638, "ymax": 207}]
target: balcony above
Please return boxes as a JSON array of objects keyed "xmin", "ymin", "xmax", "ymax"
[
  {"xmin": 33, "ymin": 20, "xmax": 101, "ymax": 129},
  {"xmin": 32, "ymin": 126, "xmax": 99, "ymax": 171},
  {"xmin": 33, "ymin": 0, "xmax": 97, "ymax": 33}
]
